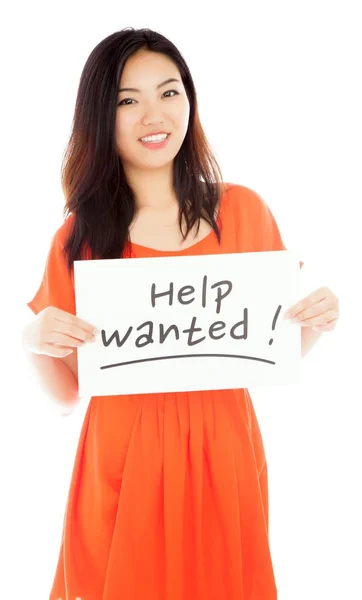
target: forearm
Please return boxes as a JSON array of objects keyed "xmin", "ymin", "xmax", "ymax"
[
  {"xmin": 301, "ymin": 326, "xmax": 324, "ymax": 358},
  {"xmin": 23, "ymin": 350, "xmax": 80, "ymax": 415}
]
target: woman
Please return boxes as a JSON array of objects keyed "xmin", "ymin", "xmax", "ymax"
[{"xmin": 22, "ymin": 27, "xmax": 339, "ymax": 600}]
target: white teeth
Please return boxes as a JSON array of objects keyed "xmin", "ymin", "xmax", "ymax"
[{"xmin": 140, "ymin": 133, "xmax": 168, "ymax": 143}]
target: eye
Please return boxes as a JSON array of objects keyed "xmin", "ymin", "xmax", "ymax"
[
  {"xmin": 118, "ymin": 89, "xmax": 179, "ymax": 106},
  {"xmin": 163, "ymin": 90, "xmax": 179, "ymax": 98},
  {"xmin": 118, "ymin": 98, "xmax": 135, "ymax": 106}
]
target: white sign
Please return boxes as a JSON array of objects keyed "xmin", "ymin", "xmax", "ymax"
[{"xmin": 74, "ymin": 251, "xmax": 301, "ymax": 397}]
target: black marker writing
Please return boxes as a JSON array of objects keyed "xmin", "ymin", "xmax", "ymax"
[
  {"xmin": 151, "ymin": 276, "xmax": 233, "ymax": 314},
  {"xmin": 98, "ymin": 275, "xmax": 283, "ymax": 371}
]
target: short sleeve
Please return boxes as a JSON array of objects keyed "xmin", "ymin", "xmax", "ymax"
[
  {"xmin": 231, "ymin": 185, "xmax": 304, "ymax": 269},
  {"xmin": 259, "ymin": 193, "xmax": 304, "ymax": 269},
  {"xmin": 27, "ymin": 223, "xmax": 76, "ymax": 316}
]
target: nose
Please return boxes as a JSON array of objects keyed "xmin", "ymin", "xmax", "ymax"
[{"xmin": 141, "ymin": 101, "xmax": 164, "ymax": 126}]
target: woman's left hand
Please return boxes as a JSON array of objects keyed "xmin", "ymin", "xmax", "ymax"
[{"xmin": 284, "ymin": 286, "xmax": 340, "ymax": 332}]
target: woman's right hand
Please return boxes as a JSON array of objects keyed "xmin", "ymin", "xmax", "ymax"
[{"xmin": 22, "ymin": 306, "xmax": 99, "ymax": 358}]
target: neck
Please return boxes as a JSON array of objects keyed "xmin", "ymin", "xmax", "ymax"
[{"xmin": 124, "ymin": 163, "xmax": 178, "ymax": 210}]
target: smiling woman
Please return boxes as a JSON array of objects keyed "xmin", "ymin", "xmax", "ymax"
[
  {"xmin": 59, "ymin": 32, "xmax": 222, "ymax": 269},
  {"xmin": 117, "ymin": 74, "xmax": 182, "ymax": 149},
  {"xmin": 114, "ymin": 50, "xmax": 192, "ymax": 201},
  {"xmin": 24, "ymin": 26, "xmax": 301, "ymax": 600}
]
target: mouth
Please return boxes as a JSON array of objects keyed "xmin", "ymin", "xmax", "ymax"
[
  {"xmin": 138, "ymin": 133, "xmax": 171, "ymax": 142},
  {"xmin": 138, "ymin": 133, "xmax": 171, "ymax": 149}
]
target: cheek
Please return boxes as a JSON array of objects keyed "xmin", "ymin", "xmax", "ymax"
[
  {"xmin": 115, "ymin": 116, "xmax": 136, "ymax": 155},
  {"xmin": 178, "ymin": 102, "xmax": 190, "ymax": 133},
  {"xmin": 167, "ymin": 103, "xmax": 190, "ymax": 138}
]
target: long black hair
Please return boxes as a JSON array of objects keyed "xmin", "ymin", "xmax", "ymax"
[{"xmin": 61, "ymin": 27, "xmax": 225, "ymax": 273}]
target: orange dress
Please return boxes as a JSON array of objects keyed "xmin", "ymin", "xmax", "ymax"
[{"xmin": 27, "ymin": 183, "xmax": 303, "ymax": 600}]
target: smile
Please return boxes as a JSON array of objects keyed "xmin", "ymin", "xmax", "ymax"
[{"xmin": 139, "ymin": 134, "xmax": 171, "ymax": 149}]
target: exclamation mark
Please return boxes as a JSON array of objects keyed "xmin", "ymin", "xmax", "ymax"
[{"xmin": 269, "ymin": 305, "xmax": 282, "ymax": 345}]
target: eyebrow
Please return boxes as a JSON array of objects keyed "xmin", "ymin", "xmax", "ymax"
[{"xmin": 118, "ymin": 78, "xmax": 181, "ymax": 93}]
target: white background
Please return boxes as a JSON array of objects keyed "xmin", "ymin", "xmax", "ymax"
[{"xmin": 1, "ymin": 1, "xmax": 361, "ymax": 598}]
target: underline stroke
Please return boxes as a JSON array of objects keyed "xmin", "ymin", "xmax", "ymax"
[{"xmin": 100, "ymin": 353, "xmax": 275, "ymax": 370}]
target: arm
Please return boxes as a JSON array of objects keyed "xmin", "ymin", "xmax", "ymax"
[
  {"xmin": 236, "ymin": 187, "xmax": 329, "ymax": 361},
  {"xmin": 301, "ymin": 327, "xmax": 323, "ymax": 358},
  {"xmin": 25, "ymin": 219, "xmax": 81, "ymax": 416},
  {"xmin": 22, "ymin": 320, "xmax": 81, "ymax": 417}
]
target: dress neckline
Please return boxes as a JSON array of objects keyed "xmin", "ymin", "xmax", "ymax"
[{"xmin": 128, "ymin": 187, "xmax": 226, "ymax": 257}]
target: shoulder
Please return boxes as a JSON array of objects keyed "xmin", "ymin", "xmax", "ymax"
[
  {"xmin": 222, "ymin": 182, "xmax": 265, "ymax": 206},
  {"xmin": 41, "ymin": 213, "xmax": 77, "ymax": 273},
  {"xmin": 218, "ymin": 182, "xmax": 286, "ymax": 251},
  {"xmin": 220, "ymin": 182, "xmax": 269, "ymax": 218},
  {"xmin": 49, "ymin": 213, "xmax": 76, "ymax": 249}
]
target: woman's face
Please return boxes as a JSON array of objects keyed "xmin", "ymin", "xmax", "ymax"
[{"xmin": 115, "ymin": 50, "xmax": 190, "ymax": 171}]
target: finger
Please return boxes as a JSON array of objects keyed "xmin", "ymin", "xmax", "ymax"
[
  {"xmin": 51, "ymin": 321, "xmax": 97, "ymax": 343},
  {"xmin": 47, "ymin": 332, "xmax": 94, "ymax": 347},
  {"xmin": 285, "ymin": 287, "xmax": 330, "ymax": 318},
  {"xmin": 312, "ymin": 318, "xmax": 338, "ymax": 332},
  {"xmin": 300, "ymin": 311, "xmax": 339, "ymax": 327},
  {"xmin": 42, "ymin": 343, "xmax": 74, "ymax": 358},
  {"xmin": 290, "ymin": 298, "xmax": 330, "ymax": 322},
  {"xmin": 53, "ymin": 308, "xmax": 99, "ymax": 335}
]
